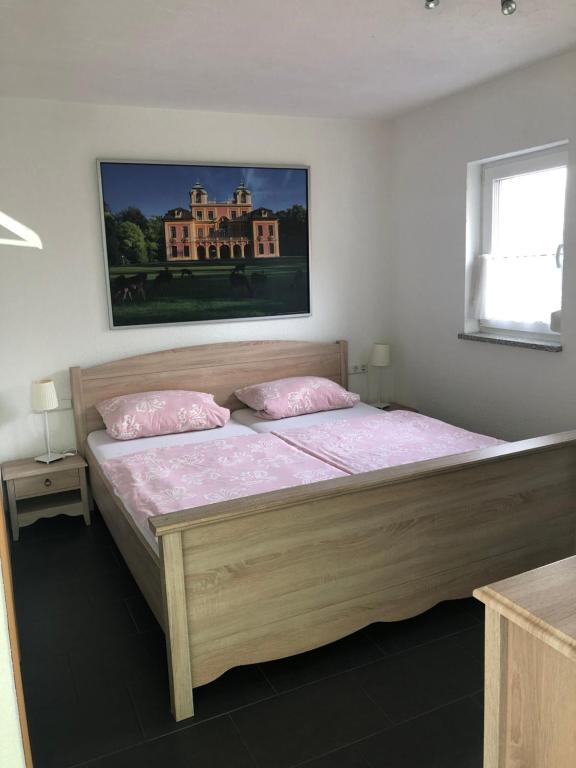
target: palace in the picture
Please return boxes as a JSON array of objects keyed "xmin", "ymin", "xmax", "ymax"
[{"xmin": 163, "ymin": 181, "xmax": 281, "ymax": 261}]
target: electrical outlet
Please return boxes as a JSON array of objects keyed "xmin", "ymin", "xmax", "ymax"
[{"xmin": 348, "ymin": 364, "xmax": 368, "ymax": 375}]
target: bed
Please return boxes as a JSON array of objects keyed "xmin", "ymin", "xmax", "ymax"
[{"xmin": 70, "ymin": 340, "xmax": 576, "ymax": 721}]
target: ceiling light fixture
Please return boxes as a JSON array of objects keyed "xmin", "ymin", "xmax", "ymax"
[
  {"xmin": 424, "ymin": 0, "xmax": 517, "ymax": 14},
  {"xmin": 501, "ymin": 0, "xmax": 517, "ymax": 14}
]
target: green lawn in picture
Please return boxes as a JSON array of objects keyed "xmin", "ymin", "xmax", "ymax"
[{"xmin": 108, "ymin": 258, "xmax": 309, "ymax": 326}]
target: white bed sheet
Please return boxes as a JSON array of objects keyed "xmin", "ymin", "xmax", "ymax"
[
  {"xmin": 230, "ymin": 401, "xmax": 382, "ymax": 432},
  {"xmin": 87, "ymin": 421, "xmax": 256, "ymax": 463}
]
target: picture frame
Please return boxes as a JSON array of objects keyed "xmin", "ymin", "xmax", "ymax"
[{"xmin": 97, "ymin": 160, "xmax": 311, "ymax": 329}]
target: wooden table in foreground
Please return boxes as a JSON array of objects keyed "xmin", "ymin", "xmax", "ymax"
[{"xmin": 474, "ymin": 556, "xmax": 576, "ymax": 768}]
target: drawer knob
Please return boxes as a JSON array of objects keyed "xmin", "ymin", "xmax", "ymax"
[{"xmin": 44, "ymin": 478, "xmax": 52, "ymax": 488}]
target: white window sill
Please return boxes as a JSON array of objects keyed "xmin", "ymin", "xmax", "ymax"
[{"xmin": 458, "ymin": 332, "xmax": 562, "ymax": 352}]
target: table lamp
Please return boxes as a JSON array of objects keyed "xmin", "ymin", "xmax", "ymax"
[
  {"xmin": 31, "ymin": 380, "xmax": 64, "ymax": 463},
  {"xmin": 370, "ymin": 343, "xmax": 391, "ymax": 409}
]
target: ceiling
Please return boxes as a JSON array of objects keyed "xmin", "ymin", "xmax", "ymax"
[{"xmin": 1, "ymin": 0, "xmax": 575, "ymax": 119}]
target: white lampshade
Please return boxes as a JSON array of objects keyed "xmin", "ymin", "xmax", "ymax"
[
  {"xmin": 31, "ymin": 380, "xmax": 59, "ymax": 412},
  {"xmin": 370, "ymin": 343, "xmax": 390, "ymax": 368}
]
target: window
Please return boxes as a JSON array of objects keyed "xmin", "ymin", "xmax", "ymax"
[
  {"xmin": 170, "ymin": 226, "xmax": 177, "ymax": 238},
  {"xmin": 209, "ymin": 227, "xmax": 215, "ymax": 236},
  {"xmin": 268, "ymin": 225, "xmax": 274, "ymax": 236},
  {"xmin": 196, "ymin": 211, "xmax": 203, "ymax": 220},
  {"xmin": 269, "ymin": 242, "xmax": 275, "ymax": 254},
  {"xmin": 231, "ymin": 210, "xmax": 237, "ymax": 219},
  {"xmin": 198, "ymin": 227, "xmax": 204, "ymax": 237},
  {"xmin": 258, "ymin": 243, "xmax": 264, "ymax": 255},
  {"xmin": 469, "ymin": 146, "xmax": 568, "ymax": 340},
  {"xmin": 257, "ymin": 225, "xmax": 263, "ymax": 236},
  {"xmin": 171, "ymin": 245, "xmax": 178, "ymax": 257},
  {"xmin": 183, "ymin": 226, "xmax": 189, "ymax": 238},
  {"xmin": 208, "ymin": 211, "xmax": 214, "ymax": 220},
  {"xmin": 183, "ymin": 245, "xmax": 190, "ymax": 258}
]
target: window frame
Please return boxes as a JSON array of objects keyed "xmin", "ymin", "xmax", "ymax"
[
  {"xmin": 481, "ymin": 146, "xmax": 568, "ymax": 257},
  {"xmin": 478, "ymin": 145, "xmax": 568, "ymax": 340}
]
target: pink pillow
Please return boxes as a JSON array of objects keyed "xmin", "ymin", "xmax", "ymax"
[
  {"xmin": 235, "ymin": 376, "xmax": 360, "ymax": 420},
  {"xmin": 96, "ymin": 390, "xmax": 230, "ymax": 440}
]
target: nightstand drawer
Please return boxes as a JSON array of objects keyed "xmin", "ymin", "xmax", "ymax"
[{"xmin": 13, "ymin": 469, "xmax": 80, "ymax": 499}]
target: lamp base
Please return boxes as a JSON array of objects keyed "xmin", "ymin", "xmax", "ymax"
[
  {"xmin": 371, "ymin": 401, "xmax": 390, "ymax": 410},
  {"xmin": 34, "ymin": 452, "xmax": 66, "ymax": 464}
]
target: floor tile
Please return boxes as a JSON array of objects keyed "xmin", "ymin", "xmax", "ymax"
[
  {"xmin": 70, "ymin": 630, "xmax": 167, "ymax": 698},
  {"xmin": 299, "ymin": 744, "xmax": 371, "ymax": 767},
  {"xmin": 472, "ymin": 691, "xmax": 484, "ymax": 712},
  {"xmin": 232, "ymin": 672, "xmax": 390, "ymax": 768},
  {"xmin": 462, "ymin": 598, "xmax": 485, "ymax": 622},
  {"xmin": 454, "ymin": 625, "xmax": 485, "ymax": 662},
  {"xmin": 353, "ymin": 636, "xmax": 483, "ymax": 724},
  {"xmin": 28, "ymin": 687, "xmax": 142, "ymax": 768},
  {"xmin": 83, "ymin": 564, "xmax": 142, "ymax": 606},
  {"xmin": 130, "ymin": 664, "xmax": 275, "ymax": 738},
  {"xmin": 19, "ymin": 594, "xmax": 138, "ymax": 657},
  {"xmin": 358, "ymin": 696, "xmax": 483, "ymax": 768},
  {"xmin": 14, "ymin": 575, "xmax": 87, "ymax": 627},
  {"xmin": 260, "ymin": 629, "xmax": 384, "ymax": 693},
  {"xmin": 12, "ymin": 535, "xmax": 120, "ymax": 584},
  {"xmin": 366, "ymin": 600, "xmax": 479, "ymax": 655},
  {"xmin": 82, "ymin": 716, "xmax": 256, "ymax": 768},
  {"xmin": 21, "ymin": 649, "xmax": 76, "ymax": 709},
  {"xmin": 126, "ymin": 594, "xmax": 161, "ymax": 633}
]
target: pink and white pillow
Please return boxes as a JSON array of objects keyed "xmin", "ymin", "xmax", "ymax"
[
  {"xmin": 96, "ymin": 390, "xmax": 230, "ymax": 440},
  {"xmin": 234, "ymin": 376, "xmax": 360, "ymax": 420}
]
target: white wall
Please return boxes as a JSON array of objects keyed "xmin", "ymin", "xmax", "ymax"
[
  {"xmin": 0, "ymin": 99, "xmax": 392, "ymax": 462},
  {"xmin": 0, "ymin": 566, "xmax": 25, "ymax": 768},
  {"xmin": 389, "ymin": 50, "xmax": 576, "ymax": 440}
]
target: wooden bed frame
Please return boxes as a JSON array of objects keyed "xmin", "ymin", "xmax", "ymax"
[{"xmin": 70, "ymin": 339, "xmax": 576, "ymax": 721}]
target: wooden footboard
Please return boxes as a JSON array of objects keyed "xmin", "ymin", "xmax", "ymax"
[{"xmin": 151, "ymin": 431, "xmax": 576, "ymax": 721}]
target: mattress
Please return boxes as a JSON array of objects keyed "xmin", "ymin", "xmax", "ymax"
[
  {"xmin": 230, "ymin": 401, "xmax": 382, "ymax": 432},
  {"xmin": 273, "ymin": 411, "xmax": 504, "ymax": 474}
]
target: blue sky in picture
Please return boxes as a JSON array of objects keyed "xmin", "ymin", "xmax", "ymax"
[{"xmin": 100, "ymin": 163, "xmax": 308, "ymax": 218}]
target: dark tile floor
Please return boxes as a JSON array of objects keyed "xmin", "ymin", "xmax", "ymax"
[{"xmin": 10, "ymin": 510, "xmax": 485, "ymax": 768}]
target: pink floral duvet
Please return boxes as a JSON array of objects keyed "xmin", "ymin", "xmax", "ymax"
[
  {"xmin": 272, "ymin": 411, "xmax": 504, "ymax": 474},
  {"xmin": 101, "ymin": 433, "xmax": 347, "ymax": 526}
]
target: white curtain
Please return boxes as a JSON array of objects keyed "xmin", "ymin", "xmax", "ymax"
[{"xmin": 470, "ymin": 252, "xmax": 562, "ymax": 328}]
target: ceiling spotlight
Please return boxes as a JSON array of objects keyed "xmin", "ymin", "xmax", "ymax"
[
  {"xmin": 425, "ymin": 0, "xmax": 439, "ymax": 8},
  {"xmin": 501, "ymin": 0, "xmax": 517, "ymax": 14}
]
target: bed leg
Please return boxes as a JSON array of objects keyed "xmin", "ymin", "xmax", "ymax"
[{"xmin": 159, "ymin": 531, "xmax": 194, "ymax": 721}]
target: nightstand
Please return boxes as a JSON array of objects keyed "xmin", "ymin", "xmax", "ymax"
[{"xmin": 1, "ymin": 455, "xmax": 90, "ymax": 541}]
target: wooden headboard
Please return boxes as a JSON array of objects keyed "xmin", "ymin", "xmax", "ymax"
[{"xmin": 70, "ymin": 340, "xmax": 348, "ymax": 449}]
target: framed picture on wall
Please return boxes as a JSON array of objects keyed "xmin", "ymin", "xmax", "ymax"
[{"xmin": 97, "ymin": 160, "xmax": 311, "ymax": 328}]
